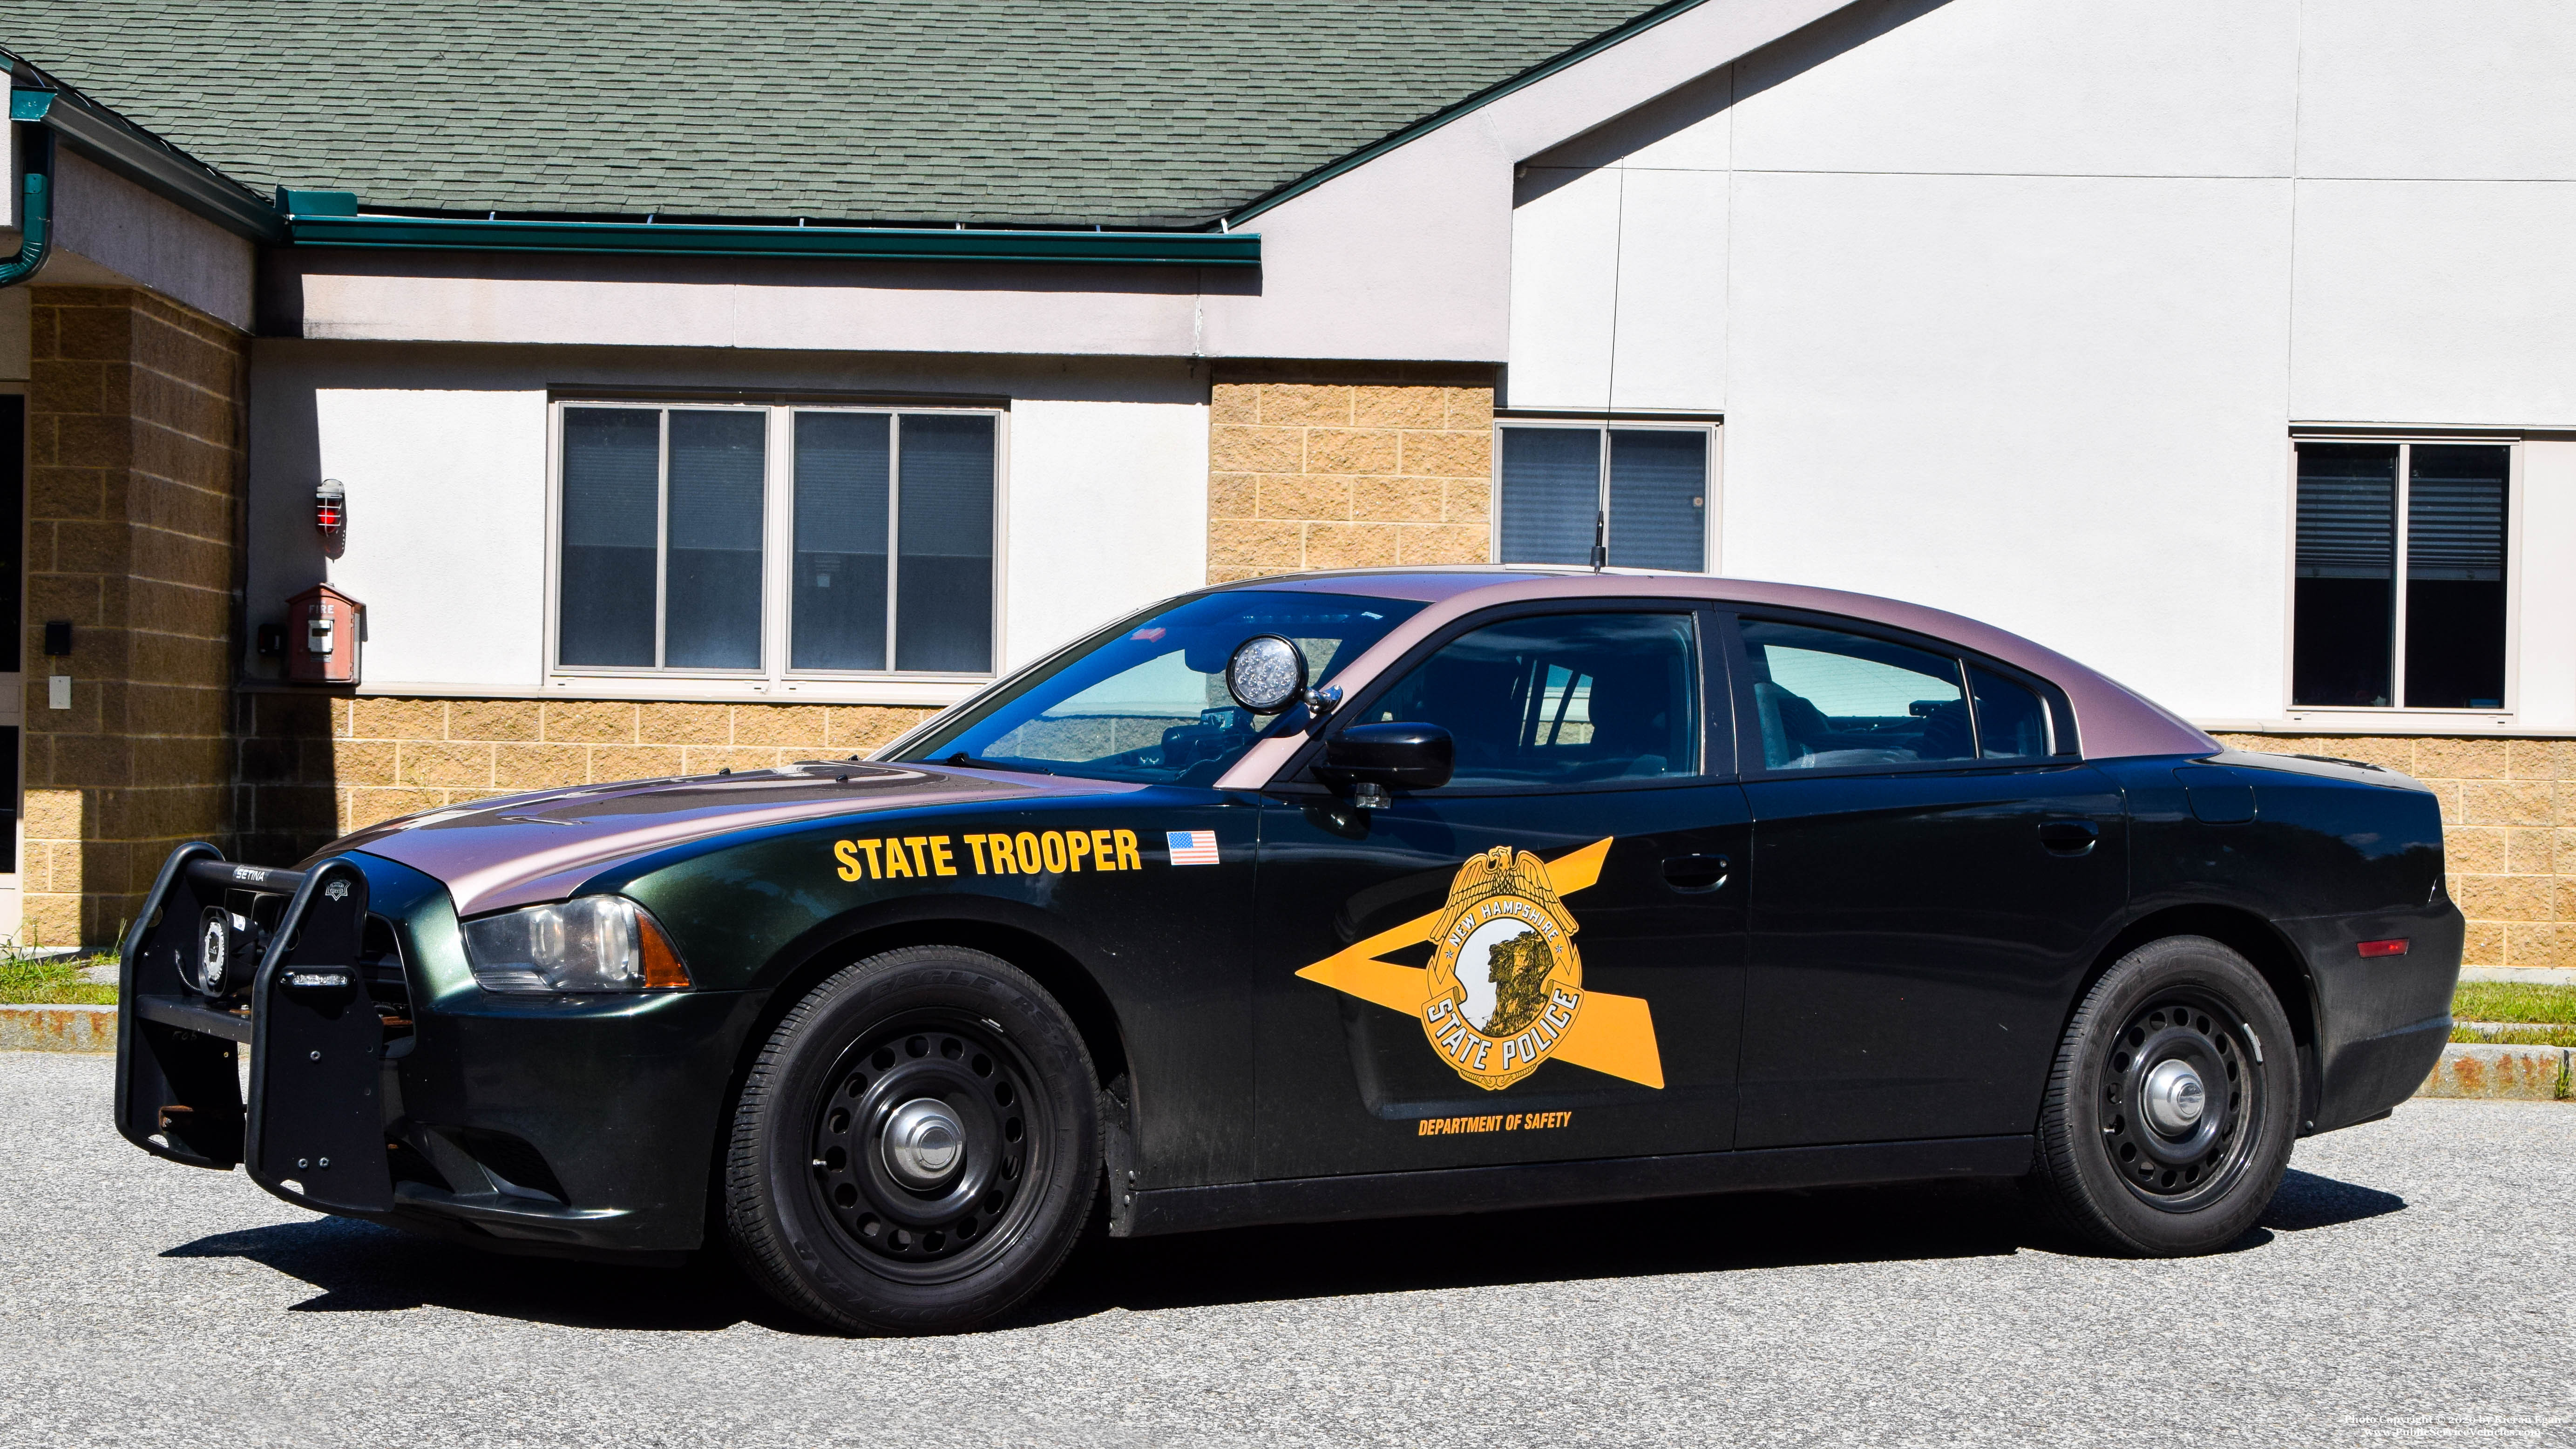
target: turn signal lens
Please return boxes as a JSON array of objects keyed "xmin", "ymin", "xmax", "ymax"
[
  {"xmin": 637, "ymin": 909, "xmax": 691, "ymax": 989},
  {"xmin": 2356, "ymin": 938, "xmax": 2411, "ymax": 958},
  {"xmin": 463, "ymin": 896, "xmax": 694, "ymax": 994}
]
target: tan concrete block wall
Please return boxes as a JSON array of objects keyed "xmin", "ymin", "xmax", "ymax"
[
  {"xmin": 231, "ymin": 694, "xmax": 936, "ymax": 863},
  {"xmin": 2217, "ymin": 734, "xmax": 2576, "ymax": 972},
  {"xmin": 1207, "ymin": 367, "xmax": 1496, "ymax": 585},
  {"xmin": 23, "ymin": 287, "xmax": 248, "ymax": 947}
]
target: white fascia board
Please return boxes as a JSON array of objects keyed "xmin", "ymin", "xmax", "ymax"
[{"xmin": 1201, "ymin": 0, "xmax": 1853, "ymax": 362}]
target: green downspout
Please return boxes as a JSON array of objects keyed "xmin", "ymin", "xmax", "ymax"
[{"xmin": 1, "ymin": 90, "xmax": 56, "ymax": 288}]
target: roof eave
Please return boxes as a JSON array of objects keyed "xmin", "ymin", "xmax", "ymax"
[{"xmin": 6, "ymin": 50, "xmax": 282, "ymax": 244}]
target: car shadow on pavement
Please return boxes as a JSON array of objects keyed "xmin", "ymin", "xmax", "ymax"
[
  {"xmin": 1022, "ymin": 1165, "xmax": 2410, "ymax": 1323},
  {"xmin": 157, "ymin": 1166, "xmax": 2406, "ymax": 1335},
  {"xmin": 1021, "ymin": 1176, "xmax": 2033, "ymax": 1325},
  {"xmin": 2259, "ymin": 1167, "xmax": 2407, "ymax": 1233},
  {"xmin": 163, "ymin": 1218, "xmax": 783, "ymax": 1331}
]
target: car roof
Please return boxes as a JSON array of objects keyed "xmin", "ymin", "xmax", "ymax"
[{"xmin": 1215, "ymin": 568, "xmax": 2217, "ymax": 766}]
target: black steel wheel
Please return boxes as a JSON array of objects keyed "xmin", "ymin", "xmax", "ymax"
[
  {"xmin": 2025, "ymin": 935, "xmax": 2299, "ymax": 1255},
  {"xmin": 806, "ymin": 1014, "xmax": 1044, "ymax": 1275},
  {"xmin": 725, "ymin": 945, "xmax": 1097, "ymax": 1334}
]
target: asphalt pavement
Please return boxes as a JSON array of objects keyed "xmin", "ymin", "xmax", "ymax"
[{"xmin": 3, "ymin": 1049, "xmax": 2570, "ymax": 1448}]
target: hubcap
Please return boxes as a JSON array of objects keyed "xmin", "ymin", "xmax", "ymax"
[
  {"xmin": 882, "ymin": 1097, "xmax": 965, "ymax": 1188},
  {"xmin": 806, "ymin": 1014, "xmax": 1045, "ymax": 1280},
  {"xmin": 2098, "ymin": 993, "xmax": 2264, "ymax": 1212},
  {"xmin": 2142, "ymin": 1059, "xmax": 2206, "ymax": 1133}
]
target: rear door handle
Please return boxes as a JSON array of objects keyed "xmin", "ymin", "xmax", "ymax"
[
  {"xmin": 1662, "ymin": 853, "xmax": 1731, "ymax": 892},
  {"xmin": 2038, "ymin": 820, "xmax": 2100, "ymax": 855}
]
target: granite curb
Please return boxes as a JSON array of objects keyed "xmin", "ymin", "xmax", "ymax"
[
  {"xmin": 2415, "ymin": 1041, "xmax": 2571, "ymax": 1101},
  {"xmin": 0, "ymin": 1004, "xmax": 116, "ymax": 1053}
]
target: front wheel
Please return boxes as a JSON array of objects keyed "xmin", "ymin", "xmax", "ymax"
[
  {"xmin": 724, "ymin": 945, "xmax": 1099, "ymax": 1334},
  {"xmin": 2024, "ymin": 935, "xmax": 2299, "ymax": 1255}
]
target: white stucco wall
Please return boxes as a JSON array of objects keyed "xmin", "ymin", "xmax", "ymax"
[
  {"xmin": 1505, "ymin": 0, "xmax": 2576, "ymax": 730},
  {"xmin": 248, "ymin": 343, "xmax": 1209, "ymax": 702}
]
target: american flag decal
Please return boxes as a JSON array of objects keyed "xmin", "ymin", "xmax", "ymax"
[{"xmin": 1166, "ymin": 830, "xmax": 1221, "ymax": 866}]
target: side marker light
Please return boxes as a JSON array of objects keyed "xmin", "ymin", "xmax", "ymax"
[
  {"xmin": 638, "ymin": 911, "xmax": 692, "ymax": 989},
  {"xmin": 2356, "ymin": 939, "xmax": 2410, "ymax": 958}
]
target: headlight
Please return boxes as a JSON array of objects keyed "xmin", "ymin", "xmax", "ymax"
[{"xmin": 462, "ymin": 896, "xmax": 692, "ymax": 995}]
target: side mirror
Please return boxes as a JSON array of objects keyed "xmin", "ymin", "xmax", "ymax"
[{"xmin": 1317, "ymin": 722, "xmax": 1454, "ymax": 799}]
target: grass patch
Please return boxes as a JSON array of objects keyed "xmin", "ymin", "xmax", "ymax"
[
  {"xmin": 0, "ymin": 955, "xmax": 117, "ymax": 1006},
  {"xmin": 2453, "ymin": 980, "xmax": 2576, "ymax": 1025},
  {"xmin": 2452, "ymin": 1022, "xmax": 2576, "ymax": 1048}
]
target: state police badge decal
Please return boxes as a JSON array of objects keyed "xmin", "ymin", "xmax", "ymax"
[
  {"xmin": 1294, "ymin": 837, "xmax": 1664, "ymax": 1093},
  {"xmin": 1423, "ymin": 846, "xmax": 1585, "ymax": 1090}
]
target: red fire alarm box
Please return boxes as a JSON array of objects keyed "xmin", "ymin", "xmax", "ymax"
[{"xmin": 286, "ymin": 583, "xmax": 363, "ymax": 684}]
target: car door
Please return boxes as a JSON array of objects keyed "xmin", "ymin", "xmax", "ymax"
[
  {"xmin": 1725, "ymin": 612, "xmax": 2129, "ymax": 1149},
  {"xmin": 1249, "ymin": 604, "xmax": 1753, "ymax": 1182}
]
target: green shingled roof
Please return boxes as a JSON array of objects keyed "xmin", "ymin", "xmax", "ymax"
[{"xmin": 2, "ymin": 0, "xmax": 1670, "ymax": 228}]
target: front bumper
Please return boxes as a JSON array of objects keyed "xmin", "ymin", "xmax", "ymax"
[{"xmin": 117, "ymin": 844, "xmax": 764, "ymax": 1259}]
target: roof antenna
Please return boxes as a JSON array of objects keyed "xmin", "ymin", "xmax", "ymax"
[{"xmin": 1589, "ymin": 509, "xmax": 1607, "ymax": 572}]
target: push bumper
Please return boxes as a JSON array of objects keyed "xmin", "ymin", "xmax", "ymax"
[{"xmin": 117, "ymin": 843, "xmax": 762, "ymax": 1259}]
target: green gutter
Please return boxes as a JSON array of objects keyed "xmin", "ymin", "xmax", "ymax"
[
  {"xmin": 281, "ymin": 196, "xmax": 1258, "ymax": 267},
  {"xmin": 1224, "ymin": 0, "xmax": 1714, "ymax": 227},
  {"xmin": 1, "ymin": 98, "xmax": 54, "ymax": 287}
]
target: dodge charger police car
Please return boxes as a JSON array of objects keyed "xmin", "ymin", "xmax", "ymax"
[{"xmin": 116, "ymin": 569, "xmax": 2461, "ymax": 1334}]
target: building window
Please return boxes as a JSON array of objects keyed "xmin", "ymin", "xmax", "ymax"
[
  {"xmin": 1494, "ymin": 424, "xmax": 1711, "ymax": 571},
  {"xmin": 556, "ymin": 404, "xmax": 998, "ymax": 677},
  {"xmin": 2292, "ymin": 439, "xmax": 2510, "ymax": 710}
]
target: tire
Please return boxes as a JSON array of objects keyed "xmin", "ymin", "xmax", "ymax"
[
  {"xmin": 2024, "ymin": 935, "xmax": 2299, "ymax": 1256},
  {"xmin": 724, "ymin": 945, "xmax": 1099, "ymax": 1334}
]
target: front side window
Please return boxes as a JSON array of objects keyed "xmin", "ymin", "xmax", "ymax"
[
  {"xmin": 1364, "ymin": 612, "xmax": 1700, "ymax": 788},
  {"xmin": 1496, "ymin": 425, "xmax": 1709, "ymax": 571},
  {"xmin": 557, "ymin": 404, "xmax": 998, "ymax": 677},
  {"xmin": 898, "ymin": 591, "xmax": 1424, "ymax": 785},
  {"xmin": 2293, "ymin": 440, "xmax": 2509, "ymax": 710}
]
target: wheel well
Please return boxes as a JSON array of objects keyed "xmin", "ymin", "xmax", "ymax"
[
  {"xmin": 2079, "ymin": 904, "xmax": 2323, "ymax": 1126},
  {"xmin": 737, "ymin": 919, "xmax": 1131, "ymax": 1092}
]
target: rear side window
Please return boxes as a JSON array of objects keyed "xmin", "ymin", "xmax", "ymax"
[
  {"xmin": 1741, "ymin": 621, "xmax": 1972, "ymax": 771},
  {"xmin": 1970, "ymin": 666, "xmax": 2052, "ymax": 759},
  {"xmin": 1364, "ymin": 612, "xmax": 1700, "ymax": 788}
]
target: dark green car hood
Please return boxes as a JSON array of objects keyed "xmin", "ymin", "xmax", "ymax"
[{"xmin": 324, "ymin": 760, "xmax": 1139, "ymax": 916}]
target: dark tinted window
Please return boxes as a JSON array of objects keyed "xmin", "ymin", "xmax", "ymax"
[
  {"xmin": 2293, "ymin": 442, "xmax": 2397, "ymax": 707},
  {"xmin": 558, "ymin": 407, "xmax": 661, "ymax": 668},
  {"xmin": 1365, "ymin": 613, "xmax": 1699, "ymax": 788},
  {"xmin": 2405, "ymin": 443, "xmax": 2508, "ymax": 709},
  {"xmin": 1741, "ymin": 620, "xmax": 1972, "ymax": 771},
  {"xmin": 1970, "ymin": 666, "xmax": 2051, "ymax": 759},
  {"xmin": 663, "ymin": 411, "xmax": 766, "ymax": 670},
  {"xmin": 791, "ymin": 412, "xmax": 891, "ymax": 670}
]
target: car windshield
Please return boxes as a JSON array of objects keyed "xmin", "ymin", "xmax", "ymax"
[{"xmin": 894, "ymin": 591, "xmax": 1427, "ymax": 785}]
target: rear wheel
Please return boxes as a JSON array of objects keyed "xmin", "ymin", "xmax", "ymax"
[
  {"xmin": 2025, "ymin": 935, "xmax": 2298, "ymax": 1255},
  {"xmin": 724, "ymin": 945, "xmax": 1098, "ymax": 1334}
]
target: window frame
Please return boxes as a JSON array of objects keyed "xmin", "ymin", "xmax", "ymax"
[
  {"xmin": 1718, "ymin": 607, "xmax": 2081, "ymax": 783},
  {"xmin": 1274, "ymin": 598, "xmax": 1736, "ymax": 799},
  {"xmin": 1489, "ymin": 418, "xmax": 1720, "ymax": 573},
  {"xmin": 2283, "ymin": 432, "xmax": 2522, "ymax": 723},
  {"xmin": 544, "ymin": 398, "xmax": 1009, "ymax": 697}
]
